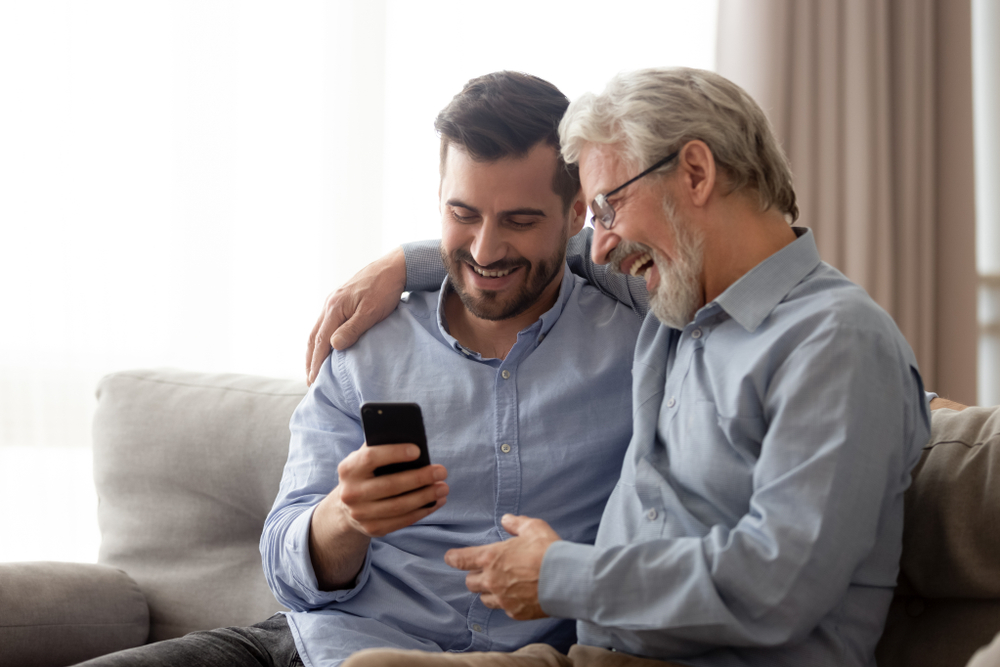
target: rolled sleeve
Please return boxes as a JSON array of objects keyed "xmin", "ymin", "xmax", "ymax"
[
  {"xmin": 260, "ymin": 352, "xmax": 373, "ymax": 611},
  {"xmin": 262, "ymin": 504, "xmax": 373, "ymax": 609}
]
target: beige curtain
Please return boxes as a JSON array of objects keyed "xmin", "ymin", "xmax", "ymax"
[{"xmin": 716, "ymin": 0, "xmax": 978, "ymax": 398}]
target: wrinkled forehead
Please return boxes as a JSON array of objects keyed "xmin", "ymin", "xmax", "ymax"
[{"xmin": 577, "ymin": 143, "xmax": 631, "ymax": 202}]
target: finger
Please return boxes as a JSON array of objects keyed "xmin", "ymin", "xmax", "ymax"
[
  {"xmin": 306, "ymin": 309, "xmax": 325, "ymax": 385},
  {"xmin": 445, "ymin": 545, "xmax": 490, "ymax": 571},
  {"xmin": 501, "ymin": 514, "xmax": 529, "ymax": 535},
  {"xmin": 478, "ymin": 593, "xmax": 502, "ymax": 610},
  {"xmin": 354, "ymin": 481, "xmax": 449, "ymax": 520},
  {"xmin": 354, "ymin": 496, "xmax": 447, "ymax": 537},
  {"xmin": 356, "ymin": 443, "xmax": 424, "ymax": 472},
  {"xmin": 463, "ymin": 570, "xmax": 487, "ymax": 594},
  {"xmin": 331, "ymin": 307, "xmax": 374, "ymax": 351},
  {"xmin": 363, "ymin": 467, "xmax": 448, "ymax": 503},
  {"xmin": 309, "ymin": 303, "xmax": 347, "ymax": 384},
  {"xmin": 501, "ymin": 514, "xmax": 557, "ymax": 540}
]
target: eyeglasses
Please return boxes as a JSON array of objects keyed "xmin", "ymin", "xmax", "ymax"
[{"xmin": 590, "ymin": 151, "xmax": 679, "ymax": 230}]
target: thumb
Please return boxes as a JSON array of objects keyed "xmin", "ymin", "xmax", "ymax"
[{"xmin": 501, "ymin": 514, "xmax": 531, "ymax": 536}]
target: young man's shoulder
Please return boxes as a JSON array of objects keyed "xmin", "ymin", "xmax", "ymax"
[{"xmin": 565, "ymin": 273, "xmax": 645, "ymax": 332}]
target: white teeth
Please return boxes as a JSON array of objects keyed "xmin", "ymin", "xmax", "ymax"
[
  {"xmin": 473, "ymin": 265, "xmax": 513, "ymax": 278},
  {"xmin": 628, "ymin": 253, "xmax": 653, "ymax": 278}
]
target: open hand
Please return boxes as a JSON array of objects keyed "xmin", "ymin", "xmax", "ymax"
[
  {"xmin": 445, "ymin": 514, "xmax": 560, "ymax": 620},
  {"xmin": 307, "ymin": 247, "xmax": 407, "ymax": 385}
]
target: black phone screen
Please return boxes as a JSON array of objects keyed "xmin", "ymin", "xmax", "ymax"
[{"xmin": 360, "ymin": 402, "xmax": 431, "ymax": 476}]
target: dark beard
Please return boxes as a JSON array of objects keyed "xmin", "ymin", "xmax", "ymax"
[{"xmin": 440, "ymin": 243, "xmax": 566, "ymax": 322}]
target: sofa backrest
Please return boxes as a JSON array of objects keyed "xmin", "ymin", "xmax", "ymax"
[
  {"xmin": 92, "ymin": 369, "xmax": 1000, "ymax": 661},
  {"xmin": 876, "ymin": 405, "xmax": 1000, "ymax": 667},
  {"xmin": 92, "ymin": 369, "xmax": 306, "ymax": 642}
]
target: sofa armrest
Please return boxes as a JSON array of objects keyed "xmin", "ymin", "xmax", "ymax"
[{"xmin": 0, "ymin": 561, "xmax": 149, "ymax": 667}]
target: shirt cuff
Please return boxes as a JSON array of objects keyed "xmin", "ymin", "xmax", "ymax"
[
  {"xmin": 538, "ymin": 540, "xmax": 597, "ymax": 620},
  {"xmin": 402, "ymin": 240, "xmax": 446, "ymax": 292},
  {"xmin": 284, "ymin": 505, "xmax": 373, "ymax": 606}
]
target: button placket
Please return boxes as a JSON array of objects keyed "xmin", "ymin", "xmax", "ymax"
[{"xmin": 494, "ymin": 363, "xmax": 521, "ymax": 532}]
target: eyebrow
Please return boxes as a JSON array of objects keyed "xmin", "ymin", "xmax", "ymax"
[{"xmin": 446, "ymin": 199, "xmax": 548, "ymax": 219}]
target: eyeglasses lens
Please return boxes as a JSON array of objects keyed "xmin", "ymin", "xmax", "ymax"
[{"xmin": 592, "ymin": 195, "xmax": 615, "ymax": 230}]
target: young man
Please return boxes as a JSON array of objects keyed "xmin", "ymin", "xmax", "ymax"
[
  {"xmin": 320, "ymin": 68, "xmax": 931, "ymax": 667},
  {"xmin": 74, "ymin": 72, "xmax": 641, "ymax": 667}
]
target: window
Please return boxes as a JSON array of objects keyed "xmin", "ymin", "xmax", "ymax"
[
  {"xmin": 974, "ymin": 0, "xmax": 1000, "ymax": 404},
  {"xmin": 0, "ymin": 0, "xmax": 717, "ymax": 562}
]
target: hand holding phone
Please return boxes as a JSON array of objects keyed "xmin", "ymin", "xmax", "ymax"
[
  {"xmin": 361, "ymin": 402, "xmax": 435, "ymax": 509},
  {"xmin": 309, "ymin": 403, "xmax": 444, "ymax": 588},
  {"xmin": 361, "ymin": 402, "xmax": 431, "ymax": 475}
]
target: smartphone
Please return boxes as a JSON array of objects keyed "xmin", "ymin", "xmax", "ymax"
[{"xmin": 360, "ymin": 401, "xmax": 432, "ymax": 476}]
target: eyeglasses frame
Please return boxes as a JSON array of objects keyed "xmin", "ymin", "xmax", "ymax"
[{"xmin": 590, "ymin": 150, "xmax": 680, "ymax": 230}]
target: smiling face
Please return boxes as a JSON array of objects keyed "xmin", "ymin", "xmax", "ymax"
[
  {"xmin": 439, "ymin": 142, "xmax": 584, "ymax": 322},
  {"xmin": 579, "ymin": 142, "xmax": 705, "ymax": 329}
]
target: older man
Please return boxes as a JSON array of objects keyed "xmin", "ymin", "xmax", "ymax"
[{"xmin": 316, "ymin": 68, "xmax": 930, "ymax": 667}]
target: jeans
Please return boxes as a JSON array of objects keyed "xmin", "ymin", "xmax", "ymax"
[{"xmin": 73, "ymin": 614, "xmax": 303, "ymax": 667}]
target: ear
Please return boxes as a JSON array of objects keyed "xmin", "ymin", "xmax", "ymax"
[
  {"xmin": 568, "ymin": 193, "xmax": 587, "ymax": 236},
  {"xmin": 676, "ymin": 140, "xmax": 716, "ymax": 209}
]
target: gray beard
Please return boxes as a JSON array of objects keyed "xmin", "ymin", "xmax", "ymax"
[{"xmin": 607, "ymin": 213, "xmax": 704, "ymax": 330}]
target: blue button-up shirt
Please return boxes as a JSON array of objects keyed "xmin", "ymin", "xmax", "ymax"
[
  {"xmin": 538, "ymin": 228, "xmax": 930, "ymax": 666},
  {"xmin": 261, "ymin": 267, "xmax": 640, "ymax": 667}
]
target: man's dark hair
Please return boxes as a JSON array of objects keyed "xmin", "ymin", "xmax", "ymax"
[{"xmin": 435, "ymin": 71, "xmax": 580, "ymax": 213}]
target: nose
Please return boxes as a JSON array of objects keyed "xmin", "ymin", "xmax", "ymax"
[
  {"xmin": 590, "ymin": 222, "xmax": 619, "ymax": 266},
  {"xmin": 469, "ymin": 219, "xmax": 507, "ymax": 267}
]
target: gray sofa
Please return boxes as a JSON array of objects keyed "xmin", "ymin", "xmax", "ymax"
[{"xmin": 0, "ymin": 368, "xmax": 997, "ymax": 667}]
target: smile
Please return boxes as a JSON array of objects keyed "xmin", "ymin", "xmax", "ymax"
[
  {"xmin": 470, "ymin": 264, "xmax": 515, "ymax": 278},
  {"xmin": 623, "ymin": 253, "xmax": 655, "ymax": 279}
]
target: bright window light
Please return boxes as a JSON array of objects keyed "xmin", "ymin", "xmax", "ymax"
[{"xmin": 0, "ymin": 0, "xmax": 717, "ymax": 563}]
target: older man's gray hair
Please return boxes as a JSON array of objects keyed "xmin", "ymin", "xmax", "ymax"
[{"xmin": 558, "ymin": 67, "xmax": 799, "ymax": 222}]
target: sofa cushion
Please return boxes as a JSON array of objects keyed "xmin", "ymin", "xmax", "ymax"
[
  {"xmin": 876, "ymin": 405, "xmax": 1000, "ymax": 667},
  {"xmin": 902, "ymin": 406, "xmax": 1000, "ymax": 598},
  {"xmin": 876, "ymin": 596, "xmax": 1000, "ymax": 667},
  {"xmin": 92, "ymin": 369, "xmax": 306, "ymax": 642},
  {"xmin": 0, "ymin": 561, "xmax": 148, "ymax": 667}
]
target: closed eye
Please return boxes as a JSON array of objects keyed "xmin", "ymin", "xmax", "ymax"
[
  {"xmin": 505, "ymin": 217, "xmax": 539, "ymax": 229},
  {"xmin": 449, "ymin": 208, "xmax": 478, "ymax": 223}
]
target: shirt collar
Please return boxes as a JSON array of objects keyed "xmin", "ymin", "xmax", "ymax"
[
  {"xmin": 434, "ymin": 265, "xmax": 575, "ymax": 356},
  {"xmin": 711, "ymin": 227, "xmax": 820, "ymax": 333}
]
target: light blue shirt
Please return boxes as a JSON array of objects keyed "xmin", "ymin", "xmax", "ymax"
[
  {"xmin": 261, "ymin": 267, "xmax": 641, "ymax": 667},
  {"xmin": 537, "ymin": 228, "xmax": 930, "ymax": 666}
]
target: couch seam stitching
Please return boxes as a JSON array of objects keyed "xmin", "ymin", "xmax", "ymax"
[{"xmin": 106, "ymin": 373, "xmax": 305, "ymax": 398}]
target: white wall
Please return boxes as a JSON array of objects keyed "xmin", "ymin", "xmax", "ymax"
[{"xmin": 0, "ymin": 0, "xmax": 717, "ymax": 562}]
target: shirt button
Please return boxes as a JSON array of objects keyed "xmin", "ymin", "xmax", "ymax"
[
  {"xmin": 667, "ymin": 396, "xmax": 676, "ymax": 408},
  {"xmin": 691, "ymin": 329, "xmax": 702, "ymax": 339},
  {"xmin": 501, "ymin": 370, "xmax": 511, "ymax": 380},
  {"xmin": 646, "ymin": 508, "xmax": 658, "ymax": 521},
  {"xmin": 501, "ymin": 443, "xmax": 511, "ymax": 453},
  {"xmin": 472, "ymin": 624, "xmax": 483, "ymax": 633}
]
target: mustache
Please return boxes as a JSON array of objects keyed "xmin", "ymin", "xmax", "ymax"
[
  {"xmin": 451, "ymin": 249, "xmax": 529, "ymax": 272},
  {"xmin": 607, "ymin": 240, "xmax": 654, "ymax": 275}
]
